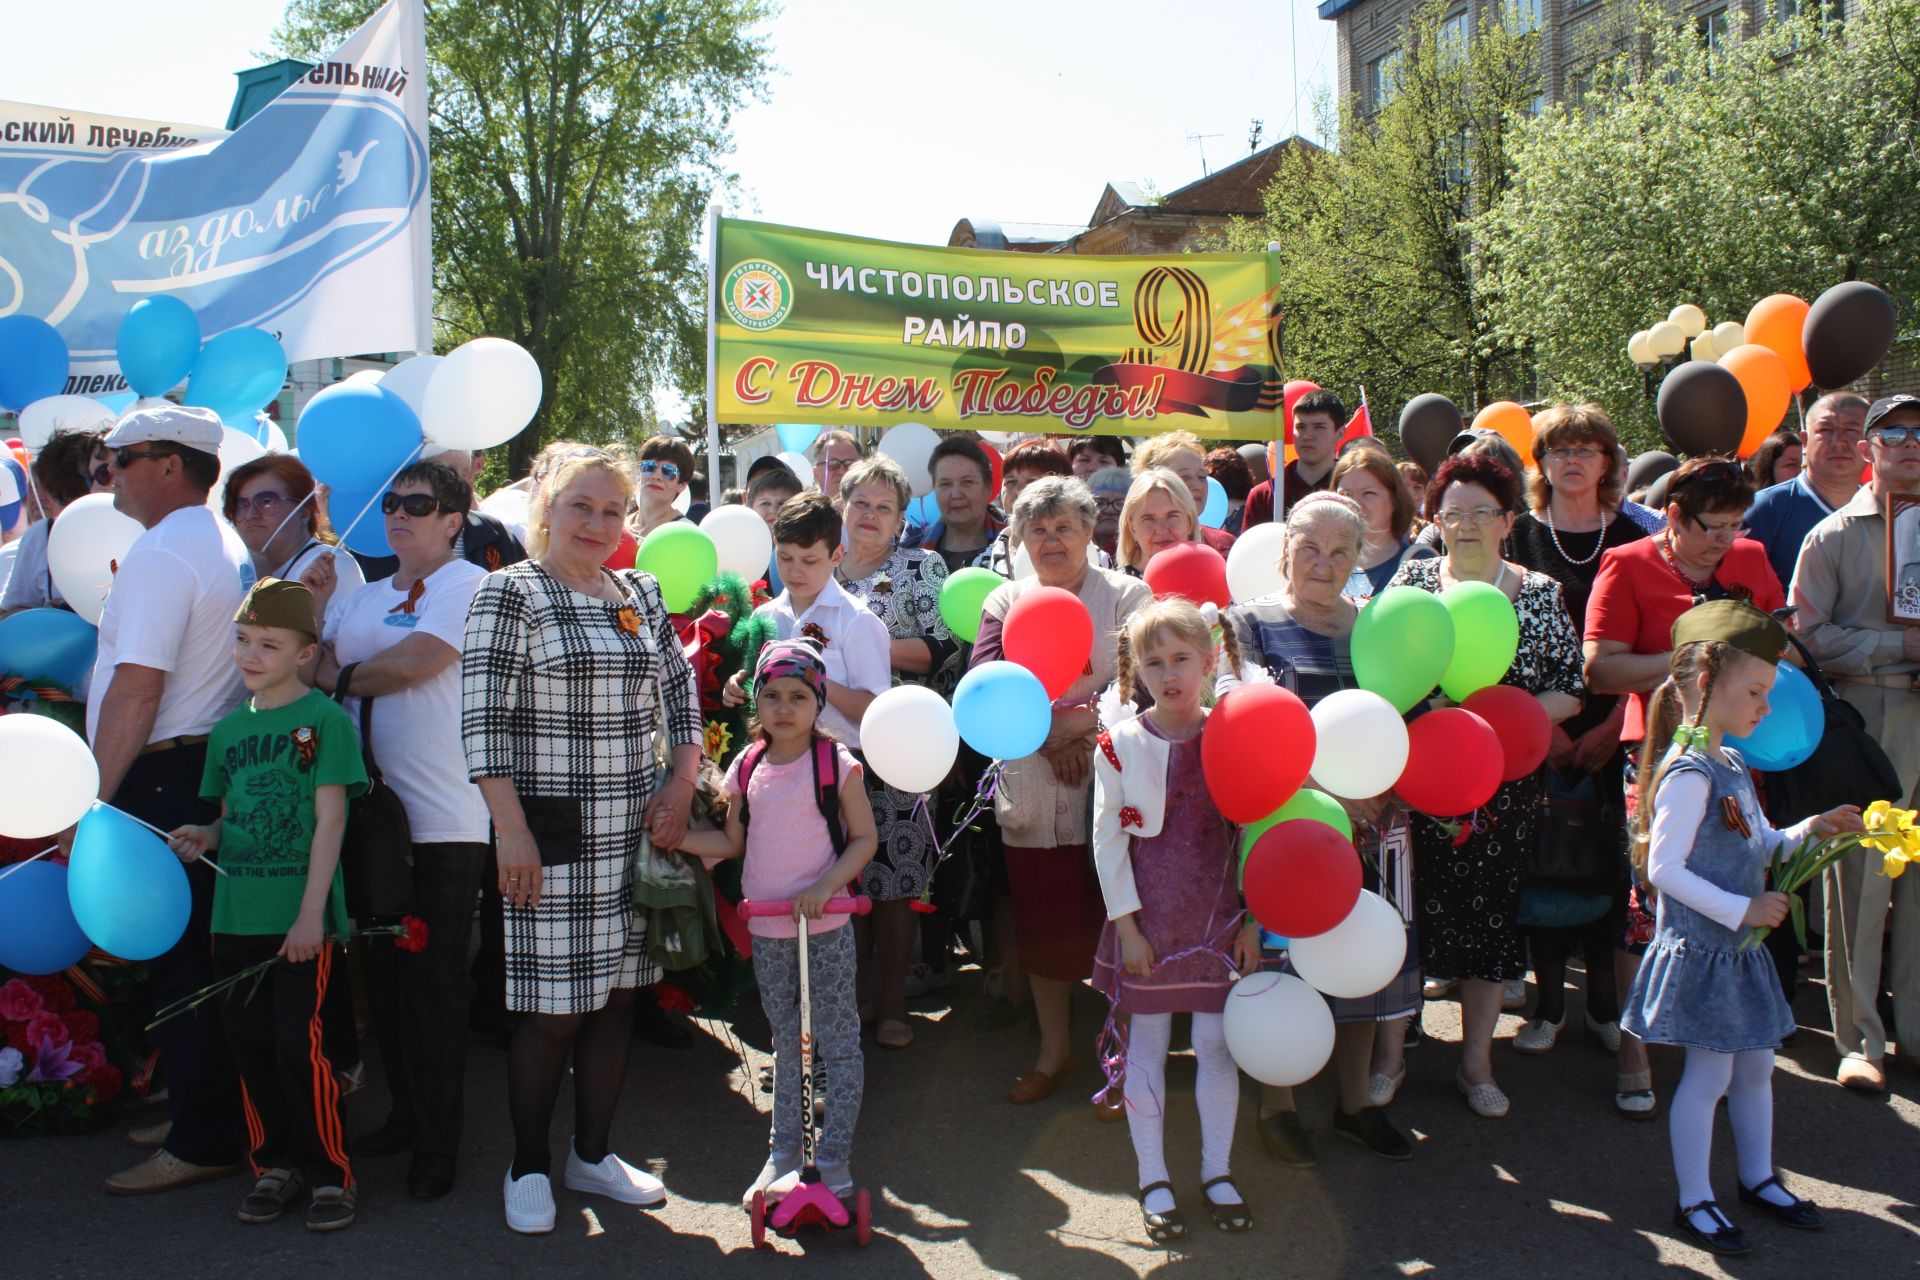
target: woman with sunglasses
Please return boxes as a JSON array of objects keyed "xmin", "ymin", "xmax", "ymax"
[
  {"xmin": 222, "ymin": 454, "xmax": 364, "ymax": 626},
  {"xmin": 1388, "ymin": 453, "xmax": 1585, "ymax": 1120},
  {"xmin": 628, "ymin": 435, "xmax": 693, "ymax": 542},
  {"xmin": 303, "ymin": 460, "xmax": 494, "ymax": 1202},
  {"xmin": 1584, "ymin": 455, "xmax": 1783, "ymax": 1117}
]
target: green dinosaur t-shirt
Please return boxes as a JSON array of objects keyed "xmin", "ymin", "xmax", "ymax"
[{"xmin": 202, "ymin": 687, "xmax": 369, "ymax": 936}]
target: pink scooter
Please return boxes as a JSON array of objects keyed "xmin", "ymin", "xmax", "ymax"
[{"xmin": 739, "ymin": 895, "xmax": 874, "ymax": 1248}]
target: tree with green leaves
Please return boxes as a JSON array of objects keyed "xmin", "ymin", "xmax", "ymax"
[
  {"xmin": 276, "ymin": 0, "xmax": 774, "ymax": 475},
  {"xmin": 1473, "ymin": 0, "xmax": 1920, "ymax": 450},
  {"xmin": 1223, "ymin": 0, "xmax": 1540, "ymax": 435}
]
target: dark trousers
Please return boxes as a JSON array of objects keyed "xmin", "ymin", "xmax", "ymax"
[
  {"xmin": 367, "ymin": 842, "xmax": 489, "ymax": 1158},
  {"xmin": 213, "ymin": 934, "xmax": 352, "ymax": 1187},
  {"xmin": 470, "ymin": 841, "xmax": 507, "ymax": 1033},
  {"xmin": 114, "ymin": 746, "xmax": 245, "ymax": 1167}
]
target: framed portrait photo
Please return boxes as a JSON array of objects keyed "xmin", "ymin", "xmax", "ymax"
[{"xmin": 1887, "ymin": 494, "xmax": 1920, "ymax": 625}]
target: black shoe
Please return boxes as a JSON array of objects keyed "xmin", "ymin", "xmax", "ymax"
[
  {"xmin": 351, "ymin": 1118, "xmax": 414, "ymax": 1159},
  {"xmin": 1738, "ymin": 1175, "xmax": 1825, "ymax": 1229},
  {"xmin": 632, "ymin": 994, "xmax": 694, "ymax": 1049},
  {"xmin": 1672, "ymin": 1200, "xmax": 1752, "ymax": 1255},
  {"xmin": 1333, "ymin": 1106, "xmax": 1413, "ymax": 1160},
  {"xmin": 407, "ymin": 1152, "xmax": 456, "ymax": 1201},
  {"xmin": 1138, "ymin": 1180, "xmax": 1186, "ymax": 1244},
  {"xmin": 1257, "ymin": 1110, "xmax": 1316, "ymax": 1168},
  {"xmin": 1199, "ymin": 1176, "xmax": 1252, "ymax": 1231}
]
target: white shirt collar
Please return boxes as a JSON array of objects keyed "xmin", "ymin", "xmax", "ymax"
[
  {"xmin": 777, "ymin": 572, "xmax": 851, "ymax": 628},
  {"xmin": 1794, "ymin": 470, "xmax": 1850, "ymax": 517}
]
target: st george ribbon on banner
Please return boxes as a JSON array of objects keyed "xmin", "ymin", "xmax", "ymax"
[
  {"xmin": 712, "ymin": 217, "xmax": 1285, "ymax": 439},
  {"xmin": 0, "ymin": 0, "xmax": 432, "ymax": 397}
]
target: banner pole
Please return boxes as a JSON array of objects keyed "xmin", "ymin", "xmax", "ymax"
[
  {"xmin": 1268, "ymin": 240, "xmax": 1285, "ymax": 525},
  {"xmin": 704, "ymin": 205, "xmax": 722, "ymax": 498}
]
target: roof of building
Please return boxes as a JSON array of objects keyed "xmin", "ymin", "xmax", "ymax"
[{"xmin": 1316, "ymin": 0, "xmax": 1365, "ymax": 20}]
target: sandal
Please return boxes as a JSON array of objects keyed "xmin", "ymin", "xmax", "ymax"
[
  {"xmin": 1138, "ymin": 1180, "xmax": 1185, "ymax": 1243},
  {"xmin": 1738, "ymin": 1174, "xmax": 1825, "ymax": 1229},
  {"xmin": 1671, "ymin": 1199, "xmax": 1750, "ymax": 1255},
  {"xmin": 875, "ymin": 1019, "xmax": 914, "ymax": 1050},
  {"xmin": 1200, "ymin": 1176, "xmax": 1252, "ymax": 1232}
]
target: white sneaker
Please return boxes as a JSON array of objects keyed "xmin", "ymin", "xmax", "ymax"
[
  {"xmin": 1501, "ymin": 978, "xmax": 1528, "ymax": 1011},
  {"xmin": 503, "ymin": 1170, "xmax": 556, "ymax": 1234},
  {"xmin": 1585, "ymin": 1013, "xmax": 1622, "ymax": 1053},
  {"xmin": 1422, "ymin": 976, "xmax": 1456, "ymax": 999},
  {"xmin": 741, "ymin": 1152, "xmax": 801, "ymax": 1209},
  {"xmin": 1512, "ymin": 1016, "xmax": 1565, "ymax": 1055},
  {"xmin": 564, "ymin": 1146, "xmax": 666, "ymax": 1207},
  {"xmin": 903, "ymin": 961, "xmax": 953, "ymax": 998}
]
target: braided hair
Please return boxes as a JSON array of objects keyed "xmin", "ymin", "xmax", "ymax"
[{"xmin": 1630, "ymin": 639, "xmax": 1730, "ymax": 876}]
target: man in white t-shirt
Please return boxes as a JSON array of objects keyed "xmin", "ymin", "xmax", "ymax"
[{"xmin": 80, "ymin": 405, "xmax": 252, "ymax": 1195}]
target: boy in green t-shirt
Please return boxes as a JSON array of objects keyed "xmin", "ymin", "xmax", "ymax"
[{"xmin": 167, "ymin": 578, "xmax": 368, "ymax": 1232}]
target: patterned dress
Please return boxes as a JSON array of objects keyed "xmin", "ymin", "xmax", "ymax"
[
  {"xmin": 837, "ymin": 544, "xmax": 957, "ymax": 901},
  {"xmin": 461, "ymin": 563, "xmax": 700, "ymax": 1014},
  {"xmin": 1386, "ymin": 558, "xmax": 1586, "ymax": 982}
]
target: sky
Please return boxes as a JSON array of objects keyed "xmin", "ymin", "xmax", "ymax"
[{"xmin": 2, "ymin": 0, "xmax": 1338, "ymax": 248}]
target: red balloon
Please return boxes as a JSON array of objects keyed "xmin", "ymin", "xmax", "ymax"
[
  {"xmin": 1202, "ymin": 683, "xmax": 1315, "ymax": 822},
  {"xmin": 1283, "ymin": 380, "xmax": 1321, "ymax": 442},
  {"xmin": 1002, "ymin": 585, "xmax": 1093, "ymax": 700},
  {"xmin": 979, "ymin": 441, "xmax": 1003, "ymax": 496},
  {"xmin": 602, "ymin": 526, "xmax": 638, "ymax": 571},
  {"xmin": 1143, "ymin": 541, "xmax": 1231, "ymax": 609},
  {"xmin": 1462, "ymin": 685, "xmax": 1551, "ymax": 782},
  {"xmin": 1243, "ymin": 819, "xmax": 1363, "ymax": 939},
  {"xmin": 3, "ymin": 438, "xmax": 21, "ymax": 451},
  {"xmin": 1396, "ymin": 708, "xmax": 1502, "ymax": 816}
]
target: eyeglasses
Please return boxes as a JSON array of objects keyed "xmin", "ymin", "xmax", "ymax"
[
  {"xmin": 88, "ymin": 464, "xmax": 113, "ymax": 487},
  {"xmin": 381, "ymin": 491, "xmax": 441, "ymax": 517},
  {"xmin": 638, "ymin": 459, "xmax": 681, "ymax": 482},
  {"xmin": 1869, "ymin": 426, "xmax": 1920, "ymax": 448},
  {"xmin": 1093, "ymin": 496, "xmax": 1126, "ymax": 515},
  {"xmin": 1544, "ymin": 446, "xmax": 1605, "ymax": 463},
  {"xmin": 232, "ymin": 490, "xmax": 289, "ymax": 517},
  {"xmin": 1433, "ymin": 507, "xmax": 1507, "ymax": 530},
  {"xmin": 113, "ymin": 447, "xmax": 170, "ymax": 470},
  {"xmin": 1687, "ymin": 514, "xmax": 1746, "ymax": 537}
]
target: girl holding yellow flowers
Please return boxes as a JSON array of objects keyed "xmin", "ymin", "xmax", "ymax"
[{"xmin": 1623, "ymin": 601, "xmax": 1862, "ymax": 1258}]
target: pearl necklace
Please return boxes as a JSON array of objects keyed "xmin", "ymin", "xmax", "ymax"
[{"xmin": 1545, "ymin": 503, "xmax": 1609, "ymax": 567}]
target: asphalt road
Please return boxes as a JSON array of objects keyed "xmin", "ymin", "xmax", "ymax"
[{"xmin": 9, "ymin": 957, "xmax": 1916, "ymax": 1279}]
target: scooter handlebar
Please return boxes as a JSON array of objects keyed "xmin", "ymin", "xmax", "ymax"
[{"xmin": 737, "ymin": 896, "xmax": 873, "ymax": 921}]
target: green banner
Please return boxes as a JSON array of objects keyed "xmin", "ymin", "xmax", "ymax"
[{"xmin": 713, "ymin": 217, "xmax": 1284, "ymax": 440}]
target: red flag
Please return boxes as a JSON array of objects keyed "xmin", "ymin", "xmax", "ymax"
[{"xmin": 1339, "ymin": 401, "xmax": 1373, "ymax": 447}]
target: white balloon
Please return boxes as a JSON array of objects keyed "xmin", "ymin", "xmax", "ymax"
[
  {"xmin": 117, "ymin": 396, "xmax": 173, "ymax": 425},
  {"xmin": 1221, "ymin": 971, "xmax": 1335, "ymax": 1086},
  {"xmin": 0, "ymin": 715, "xmax": 102, "ymax": 839},
  {"xmin": 1287, "ymin": 891, "xmax": 1408, "ymax": 998},
  {"xmin": 343, "ymin": 368, "xmax": 385, "ymax": 385},
  {"xmin": 0, "ymin": 465, "xmax": 19, "ymax": 507},
  {"xmin": 479, "ymin": 485, "xmax": 531, "ymax": 529},
  {"xmin": 253, "ymin": 415, "xmax": 291, "ymax": 453},
  {"xmin": 673, "ymin": 486, "xmax": 692, "ymax": 515},
  {"xmin": 775, "ymin": 451, "xmax": 815, "ymax": 491},
  {"xmin": 877, "ymin": 423, "xmax": 940, "ymax": 496},
  {"xmin": 17, "ymin": 395, "xmax": 116, "ymax": 453},
  {"xmin": 421, "ymin": 337, "xmax": 543, "ymax": 451},
  {"xmin": 700, "ymin": 504, "xmax": 774, "ymax": 580},
  {"xmin": 1308, "ymin": 689, "xmax": 1410, "ymax": 799},
  {"xmin": 210, "ymin": 426, "xmax": 268, "ymax": 514},
  {"xmin": 1226, "ymin": 522, "xmax": 1288, "ymax": 603},
  {"xmin": 380, "ymin": 354, "xmax": 444, "ymax": 420},
  {"xmin": 47, "ymin": 493, "xmax": 144, "ymax": 625},
  {"xmin": 859, "ymin": 685, "xmax": 959, "ymax": 793}
]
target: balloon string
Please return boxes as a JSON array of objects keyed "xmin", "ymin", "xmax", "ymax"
[
  {"xmin": 254, "ymin": 489, "xmax": 317, "ymax": 560},
  {"xmin": 331, "ymin": 443, "xmax": 425, "ymax": 550},
  {"xmin": 1091, "ymin": 910, "xmax": 1248, "ymax": 1110},
  {"xmin": 0, "ymin": 845, "xmax": 59, "ymax": 884},
  {"xmin": 94, "ymin": 802, "xmax": 229, "ymax": 875}
]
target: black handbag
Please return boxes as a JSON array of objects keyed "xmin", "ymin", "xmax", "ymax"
[
  {"xmin": 335, "ymin": 663, "xmax": 414, "ymax": 923},
  {"xmin": 1529, "ymin": 766, "xmax": 1628, "ymax": 893},
  {"xmin": 1760, "ymin": 633, "xmax": 1904, "ymax": 824}
]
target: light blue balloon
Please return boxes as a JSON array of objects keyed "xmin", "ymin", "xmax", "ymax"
[
  {"xmin": 1200, "ymin": 476, "xmax": 1229, "ymax": 529},
  {"xmin": 295, "ymin": 383, "xmax": 423, "ymax": 494},
  {"xmin": 0, "ymin": 861, "xmax": 94, "ymax": 975},
  {"xmin": 0, "ymin": 315, "xmax": 70, "ymax": 412},
  {"xmin": 0, "ymin": 607, "xmax": 99, "ymax": 688},
  {"xmin": 67, "ymin": 802, "xmax": 190, "ymax": 961},
  {"xmin": 1727, "ymin": 660, "xmax": 1824, "ymax": 771},
  {"xmin": 116, "ymin": 297, "xmax": 201, "ymax": 397},
  {"xmin": 952, "ymin": 660, "xmax": 1051, "ymax": 760},
  {"xmin": 326, "ymin": 483, "xmax": 396, "ymax": 557},
  {"xmin": 775, "ymin": 424, "xmax": 822, "ymax": 454},
  {"xmin": 183, "ymin": 328, "xmax": 287, "ymax": 423},
  {"xmin": 98, "ymin": 391, "xmax": 137, "ymax": 414},
  {"xmin": 906, "ymin": 492, "xmax": 940, "ymax": 529}
]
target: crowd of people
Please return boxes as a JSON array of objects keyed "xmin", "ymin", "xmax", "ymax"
[{"xmin": 3, "ymin": 389, "xmax": 1915, "ymax": 1254}]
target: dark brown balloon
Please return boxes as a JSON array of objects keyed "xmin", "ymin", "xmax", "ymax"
[
  {"xmin": 1803, "ymin": 281, "xmax": 1896, "ymax": 390},
  {"xmin": 1657, "ymin": 362, "xmax": 1747, "ymax": 457},
  {"xmin": 1626, "ymin": 450, "xmax": 1679, "ymax": 492},
  {"xmin": 1398, "ymin": 393, "xmax": 1463, "ymax": 473}
]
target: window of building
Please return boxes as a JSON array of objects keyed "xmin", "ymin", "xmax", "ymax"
[
  {"xmin": 1507, "ymin": 0, "xmax": 1542, "ymax": 34},
  {"xmin": 1699, "ymin": 6, "xmax": 1731, "ymax": 56},
  {"xmin": 1527, "ymin": 89, "xmax": 1548, "ymax": 116},
  {"xmin": 1368, "ymin": 48, "xmax": 1403, "ymax": 112},
  {"xmin": 1774, "ymin": 0, "xmax": 1844, "ymax": 24},
  {"xmin": 1441, "ymin": 9, "xmax": 1470, "ymax": 56}
]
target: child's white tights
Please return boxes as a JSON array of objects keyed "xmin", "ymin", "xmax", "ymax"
[
  {"xmin": 1669, "ymin": 1046, "xmax": 1792, "ymax": 1232},
  {"xmin": 1125, "ymin": 1011, "xmax": 1238, "ymax": 1215}
]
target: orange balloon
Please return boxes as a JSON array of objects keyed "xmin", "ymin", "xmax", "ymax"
[
  {"xmin": 1744, "ymin": 293, "xmax": 1812, "ymax": 393},
  {"xmin": 1720, "ymin": 344, "xmax": 1792, "ymax": 457},
  {"xmin": 1471, "ymin": 401, "xmax": 1535, "ymax": 464}
]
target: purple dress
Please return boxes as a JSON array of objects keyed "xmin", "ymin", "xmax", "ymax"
[{"xmin": 1091, "ymin": 720, "xmax": 1242, "ymax": 1015}]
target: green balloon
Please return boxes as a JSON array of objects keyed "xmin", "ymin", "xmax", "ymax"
[
  {"xmin": 1240, "ymin": 788, "xmax": 1354, "ymax": 864},
  {"xmin": 1438, "ymin": 580, "xmax": 1519, "ymax": 701},
  {"xmin": 939, "ymin": 566, "xmax": 1003, "ymax": 644},
  {"xmin": 1351, "ymin": 585, "xmax": 1454, "ymax": 713},
  {"xmin": 635, "ymin": 524, "xmax": 718, "ymax": 613}
]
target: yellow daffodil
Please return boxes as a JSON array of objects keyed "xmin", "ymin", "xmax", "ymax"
[{"xmin": 1882, "ymin": 849, "xmax": 1911, "ymax": 879}]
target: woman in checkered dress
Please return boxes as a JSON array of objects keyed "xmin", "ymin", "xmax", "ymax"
[{"xmin": 462, "ymin": 449, "xmax": 701, "ymax": 1229}]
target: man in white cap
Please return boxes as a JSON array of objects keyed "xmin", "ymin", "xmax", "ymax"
[{"xmin": 82, "ymin": 404, "xmax": 253, "ymax": 1194}]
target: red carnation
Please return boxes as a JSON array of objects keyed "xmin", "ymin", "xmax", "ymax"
[
  {"xmin": 82, "ymin": 1062, "xmax": 123, "ymax": 1105},
  {"xmin": 395, "ymin": 916, "xmax": 430, "ymax": 954},
  {"xmin": 25, "ymin": 974, "xmax": 75, "ymax": 1013},
  {"xmin": 0, "ymin": 977, "xmax": 43, "ymax": 1023},
  {"xmin": 651, "ymin": 983, "xmax": 696, "ymax": 1015},
  {"xmin": 24, "ymin": 1010, "xmax": 67, "ymax": 1050},
  {"xmin": 6, "ymin": 1022, "xmax": 31, "ymax": 1053},
  {"xmin": 908, "ymin": 896, "xmax": 938, "ymax": 914},
  {"xmin": 62, "ymin": 1010, "xmax": 100, "ymax": 1044},
  {"xmin": 69, "ymin": 1040, "xmax": 107, "ymax": 1073}
]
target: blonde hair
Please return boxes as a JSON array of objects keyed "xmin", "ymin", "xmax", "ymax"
[
  {"xmin": 1130, "ymin": 431, "xmax": 1206, "ymax": 476},
  {"xmin": 1115, "ymin": 598, "xmax": 1243, "ymax": 704},
  {"xmin": 1630, "ymin": 640, "xmax": 1732, "ymax": 877},
  {"xmin": 528, "ymin": 451, "xmax": 633, "ymax": 558},
  {"xmin": 1117, "ymin": 468, "xmax": 1202, "ymax": 569}
]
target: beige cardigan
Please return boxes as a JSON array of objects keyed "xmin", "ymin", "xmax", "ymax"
[{"xmin": 978, "ymin": 566, "xmax": 1153, "ymax": 849}]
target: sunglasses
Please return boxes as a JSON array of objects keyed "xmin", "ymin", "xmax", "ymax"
[
  {"xmin": 89, "ymin": 464, "xmax": 113, "ymax": 487},
  {"xmin": 1869, "ymin": 426, "xmax": 1920, "ymax": 447},
  {"xmin": 381, "ymin": 491, "xmax": 442, "ymax": 517},
  {"xmin": 114, "ymin": 447, "xmax": 171, "ymax": 470},
  {"xmin": 232, "ymin": 490, "xmax": 289, "ymax": 517},
  {"xmin": 638, "ymin": 459, "xmax": 681, "ymax": 482}
]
